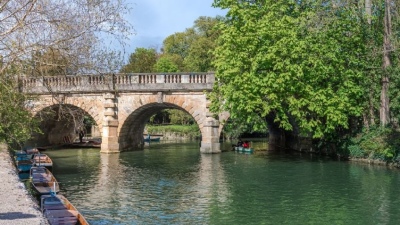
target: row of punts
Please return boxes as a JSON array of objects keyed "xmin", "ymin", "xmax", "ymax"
[
  {"xmin": 15, "ymin": 148, "xmax": 53, "ymax": 172},
  {"xmin": 14, "ymin": 148, "xmax": 89, "ymax": 225}
]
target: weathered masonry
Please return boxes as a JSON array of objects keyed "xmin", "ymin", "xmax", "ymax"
[{"xmin": 21, "ymin": 73, "xmax": 229, "ymax": 154}]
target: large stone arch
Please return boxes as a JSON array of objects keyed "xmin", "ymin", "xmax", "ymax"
[{"xmin": 118, "ymin": 93, "xmax": 208, "ymax": 151}]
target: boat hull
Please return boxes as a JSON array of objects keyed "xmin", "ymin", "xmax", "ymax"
[
  {"xmin": 234, "ymin": 146, "xmax": 254, "ymax": 153},
  {"xmin": 41, "ymin": 194, "xmax": 89, "ymax": 225},
  {"xmin": 17, "ymin": 160, "xmax": 33, "ymax": 172},
  {"xmin": 144, "ymin": 137, "xmax": 161, "ymax": 142},
  {"xmin": 33, "ymin": 154, "xmax": 53, "ymax": 167},
  {"xmin": 30, "ymin": 166, "xmax": 59, "ymax": 195}
]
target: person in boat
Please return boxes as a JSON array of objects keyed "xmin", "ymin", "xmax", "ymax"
[
  {"xmin": 236, "ymin": 139, "xmax": 243, "ymax": 147},
  {"xmin": 242, "ymin": 141, "xmax": 250, "ymax": 148}
]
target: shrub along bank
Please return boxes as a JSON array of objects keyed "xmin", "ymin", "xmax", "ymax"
[
  {"xmin": 146, "ymin": 124, "xmax": 200, "ymax": 140},
  {"xmin": 337, "ymin": 127, "xmax": 400, "ymax": 168}
]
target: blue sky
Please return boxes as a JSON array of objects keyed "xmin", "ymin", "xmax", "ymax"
[{"xmin": 125, "ymin": 0, "xmax": 226, "ymax": 54}]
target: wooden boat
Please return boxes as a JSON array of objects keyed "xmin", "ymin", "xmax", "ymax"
[
  {"xmin": 30, "ymin": 166, "xmax": 60, "ymax": 194},
  {"xmin": 33, "ymin": 153, "xmax": 53, "ymax": 167},
  {"xmin": 15, "ymin": 150, "xmax": 31, "ymax": 161},
  {"xmin": 143, "ymin": 135, "xmax": 161, "ymax": 142},
  {"xmin": 17, "ymin": 159, "xmax": 33, "ymax": 172},
  {"xmin": 41, "ymin": 194, "xmax": 89, "ymax": 225},
  {"xmin": 234, "ymin": 146, "xmax": 254, "ymax": 153},
  {"xmin": 25, "ymin": 148, "xmax": 40, "ymax": 158}
]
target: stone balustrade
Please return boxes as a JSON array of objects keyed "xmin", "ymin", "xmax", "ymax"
[{"xmin": 20, "ymin": 72, "xmax": 215, "ymax": 94}]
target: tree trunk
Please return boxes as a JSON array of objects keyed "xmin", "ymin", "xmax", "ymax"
[
  {"xmin": 365, "ymin": 0, "xmax": 372, "ymax": 24},
  {"xmin": 380, "ymin": 0, "xmax": 392, "ymax": 126},
  {"xmin": 364, "ymin": 0, "xmax": 375, "ymax": 127}
]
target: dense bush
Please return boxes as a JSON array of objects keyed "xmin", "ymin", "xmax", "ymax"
[{"xmin": 344, "ymin": 127, "xmax": 400, "ymax": 161}]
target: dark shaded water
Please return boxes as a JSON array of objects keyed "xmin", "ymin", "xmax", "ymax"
[{"xmin": 33, "ymin": 140, "xmax": 400, "ymax": 225}]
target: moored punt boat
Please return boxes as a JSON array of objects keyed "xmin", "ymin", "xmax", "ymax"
[
  {"xmin": 15, "ymin": 150, "xmax": 32, "ymax": 161},
  {"xmin": 143, "ymin": 135, "xmax": 161, "ymax": 142},
  {"xmin": 33, "ymin": 153, "xmax": 53, "ymax": 167},
  {"xmin": 25, "ymin": 148, "xmax": 40, "ymax": 158},
  {"xmin": 30, "ymin": 166, "xmax": 60, "ymax": 194},
  {"xmin": 17, "ymin": 159, "xmax": 33, "ymax": 172},
  {"xmin": 41, "ymin": 194, "xmax": 89, "ymax": 225},
  {"xmin": 234, "ymin": 146, "xmax": 254, "ymax": 153}
]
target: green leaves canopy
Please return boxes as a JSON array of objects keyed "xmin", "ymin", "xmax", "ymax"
[
  {"xmin": 0, "ymin": 78, "xmax": 39, "ymax": 146},
  {"xmin": 120, "ymin": 48, "xmax": 158, "ymax": 73},
  {"xmin": 211, "ymin": 0, "xmax": 366, "ymax": 138}
]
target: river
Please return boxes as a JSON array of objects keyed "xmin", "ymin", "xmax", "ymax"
[{"xmin": 30, "ymin": 139, "xmax": 400, "ymax": 225}]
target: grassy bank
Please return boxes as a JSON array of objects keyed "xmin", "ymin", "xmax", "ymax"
[{"xmin": 146, "ymin": 124, "xmax": 200, "ymax": 139}]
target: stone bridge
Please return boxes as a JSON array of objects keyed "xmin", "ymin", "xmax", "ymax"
[{"xmin": 20, "ymin": 72, "xmax": 229, "ymax": 154}]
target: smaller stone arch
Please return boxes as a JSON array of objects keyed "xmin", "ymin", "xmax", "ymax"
[
  {"xmin": 29, "ymin": 95, "xmax": 103, "ymax": 133},
  {"xmin": 27, "ymin": 103, "xmax": 100, "ymax": 147}
]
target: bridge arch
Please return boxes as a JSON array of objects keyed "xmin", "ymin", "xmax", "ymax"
[
  {"xmin": 117, "ymin": 91, "xmax": 210, "ymax": 151},
  {"xmin": 28, "ymin": 103, "xmax": 100, "ymax": 146},
  {"xmin": 29, "ymin": 95, "xmax": 103, "ymax": 133},
  {"xmin": 119, "ymin": 102, "xmax": 205, "ymax": 151}
]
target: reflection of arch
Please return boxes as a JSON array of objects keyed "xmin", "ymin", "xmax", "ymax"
[
  {"xmin": 119, "ymin": 102, "xmax": 205, "ymax": 151},
  {"xmin": 29, "ymin": 103, "xmax": 100, "ymax": 146}
]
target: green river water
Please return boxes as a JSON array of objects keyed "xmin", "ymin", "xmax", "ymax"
[{"xmin": 29, "ymin": 140, "xmax": 400, "ymax": 225}]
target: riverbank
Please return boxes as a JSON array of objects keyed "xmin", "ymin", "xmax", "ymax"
[{"xmin": 0, "ymin": 143, "xmax": 48, "ymax": 225}]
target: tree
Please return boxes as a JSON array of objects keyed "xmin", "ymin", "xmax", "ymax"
[
  {"xmin": 0, "ymin": 78, "xmax": 40, "ymax": 146},
  {"xmin": 380, "ymin": 0, "xmax": 392, "ymax": 126},
  {"xmin": 169, "ymin": 109, "xmax": 194, "ymax": 125},
  {"xmin": 120, "ymin": 48, "xmax": 158, "ymax": 73},
  {"xmin": 184, "ymin": 16, "xmax": 222, "ymax": 72},
  {"xmin": 211, "ymin": 0, "xmax": 366, "ymax": 138},
  {"xmin": 0, "ymin": 0, "xmax": 132, "ymax": 145},
  {"xmin": 30, "ymin": 48, "xmax": 71, "ymax": 76},
  {"xmin": 1, "ymin": 0, "xmax": 132, "ymax": 75},
  {"xmin": 153, "ymin": 55, "xmax": 180, "ymax": 72},
  {"xmin": 160, "ymin": 16, "xmax": 222, "ymax": 72}
]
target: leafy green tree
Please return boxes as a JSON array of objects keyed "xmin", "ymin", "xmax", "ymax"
[
  {"xmin": 162, "ymin": 31, "xmax": 194, "ymax": 60},
  {"xmin": 0, "ymin": 78, "xmax": 40, "ymax": 146},
  {"xmin": 184, "ymin": 16, "xmax": 222, "ymax": 72},
  {"xmin": 169, "ymin": 109, "xmax": 194, "ymax": 125},
  {"xmin": 120, "ymin": 48, "xmax": 158, "ymax": 73},
  {"xmin": 153, "ymin": 55, "xmax": 179, "ymax": 72},
  {"xmin": 161, "ymin": 16, "xmax": 222, "ymax": 72},
  {"xmin": 211, "ymin": 0, "xmax": 366, "ymax": 138}
]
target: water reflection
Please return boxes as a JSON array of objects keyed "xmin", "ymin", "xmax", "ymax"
[{"xmin": 39, "ymin": 140, "xmax": 400, "ymax": 225}]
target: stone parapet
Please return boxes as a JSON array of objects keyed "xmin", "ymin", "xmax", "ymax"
[{"xmin": 20, "ymin": 72, "xmax": 215, "ymax": 94}]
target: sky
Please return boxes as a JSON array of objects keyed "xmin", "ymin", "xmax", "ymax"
[{"xmin": 124, "ymin": 0, "xmax": 226, "ymax": 54}]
